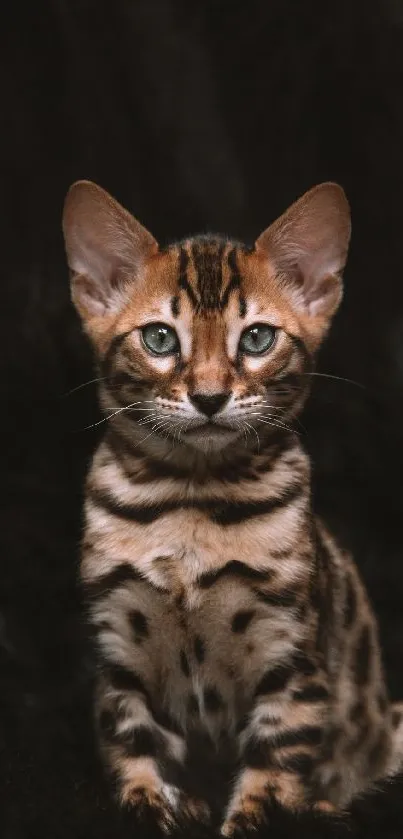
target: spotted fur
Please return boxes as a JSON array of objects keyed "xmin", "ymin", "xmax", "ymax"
[{"xmin": 63, "ymin": 180, "xmax": 403, "ymax": 835}]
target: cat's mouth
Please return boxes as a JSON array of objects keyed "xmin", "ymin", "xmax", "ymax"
[
  {"xmin": 186, "ymin": 420, "xmax": 231, "ymax": 432},
  {"xmin": 184, "ymin": 421, "xmax": 240, "ymax": 441}
]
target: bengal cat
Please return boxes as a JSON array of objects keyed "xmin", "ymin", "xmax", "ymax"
[{"xmin": 63, "ymin": 181, "xmax": 403, "ymax": 836}]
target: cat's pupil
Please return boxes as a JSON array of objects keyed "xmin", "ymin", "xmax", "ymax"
[
  {"xmin": 239, "ymin": 323, "xmax": 276, "ymax": 355},
  {"xmin": 142, "ymin": 322, "xmax": 178, "ymax": 355}
]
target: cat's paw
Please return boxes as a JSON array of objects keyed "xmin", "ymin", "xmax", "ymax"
[
  {"xmin": 221, "ymin": 799, "xmax": 347, "ymax": 838},
  {"xmin": 124, "ymin": 784, "xmax": 210, "ymax": 835},
  {"xmin": 124, "ymin": 783, "xmax": 179, "ymax": 834},
  {"xmin": 179, "ymin": 791, "xmax": 210, "ymax": 824},
  {"xmin": 221, "ymin": 794, "xmax": 267, "ymax": 837}
]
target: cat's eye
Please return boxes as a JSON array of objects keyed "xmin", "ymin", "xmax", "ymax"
[
  {"xmin": 141, "ymin": 323, "xmax": 179, "ymax": 356},
  {"xmin": 239, "ymin": 323, "xmax": 276, "ymax": 355}
]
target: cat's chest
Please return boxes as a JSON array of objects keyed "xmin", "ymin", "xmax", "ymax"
[
  {"xmin": 161, "ymin": 576, "xmax": 301, "ymax": 733},
  {"xmin": 86, "ymin": 479, "xmax": 309, "ymax": 736},
  {"xmin": 96, "ymin": 565, "xmax": 304, "ymax": 740},
  {"xmin": 86, "ymin": 503, "xmax": 304, "ymax": 600}
]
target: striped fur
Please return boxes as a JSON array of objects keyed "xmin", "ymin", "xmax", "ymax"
[{"xmin": 63, "ymin": 181, "xmax": 403, "ymax": 835}]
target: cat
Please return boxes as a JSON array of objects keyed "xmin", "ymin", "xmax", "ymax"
[{"xmin": 62, "ymin": 180, "xmax": 403, "ymax": 836}]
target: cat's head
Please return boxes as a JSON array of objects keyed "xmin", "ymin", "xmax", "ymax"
[{"xmin": 63, "ymin": 181, "xmax": 350, "ymax": 453}]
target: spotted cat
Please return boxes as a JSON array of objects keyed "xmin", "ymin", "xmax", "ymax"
[{"xmin": 63, "ymin": 181, "xmax": 403, "ymax": 835}]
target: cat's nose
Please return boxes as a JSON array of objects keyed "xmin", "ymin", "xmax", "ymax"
[{"xmin": 189, "ymin": 392, "xmax": 230, "ymax": 418}]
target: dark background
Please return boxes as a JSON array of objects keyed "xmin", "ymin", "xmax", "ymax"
[{"xmin": 2, "ymin": 1, "xmax": 403, "ymax": 837}]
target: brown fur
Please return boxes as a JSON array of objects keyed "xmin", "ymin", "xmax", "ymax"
[{"xmin": 63, "ymin": 181, "xmax": 403, "ymax": 835}]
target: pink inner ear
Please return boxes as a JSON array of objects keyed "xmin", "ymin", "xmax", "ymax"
[
  {"xmin": 63, "ymin": 180, "xmax": 158, "ymax": 320},
  {"xmin": 255, "ymin": 182, "xmax": 351, "ymax": 318},
  {"xmin": 71, "ymin": 274, "xmax": 115, "ymax": 318},
  {"xmin": 304, "ymin": 273, "xmax": 343, "ymax": 318}
]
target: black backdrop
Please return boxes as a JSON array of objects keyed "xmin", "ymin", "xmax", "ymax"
[{"xmin": 2, "ymin": 1, "xmax": 403, "ymax": 837}]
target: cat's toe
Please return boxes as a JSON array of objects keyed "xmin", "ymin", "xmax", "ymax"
[
  {"xmin": 221, "ymin": 799, "xmax": 349, "ymax": 837},
  {"xmin": 124, "ymin": 785, "xmax": 211, "ymax": 836},
  {"xmin": 179, "ymin": 792, "xmax": 210, "ymax": 825},
  {"xmin": 124, "ymin": 784, "xmax": 180, "ymax": 834},
  {"xmin": 221, "ymin": 796, "xmax": 266, "ymax": 836}
]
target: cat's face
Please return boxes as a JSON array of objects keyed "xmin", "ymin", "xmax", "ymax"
[
  {"xmin": 63, "ymin": 182, "xmax": 351, "ymax": 453},
  {"xmin": 92, "ymin": 240, "xmax": 316, "ymax": 452}
]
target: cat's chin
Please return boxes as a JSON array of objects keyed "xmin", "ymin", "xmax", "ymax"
[{"xmin": 181, "ymin": 424, "xmax": 241, "ymax": 453}]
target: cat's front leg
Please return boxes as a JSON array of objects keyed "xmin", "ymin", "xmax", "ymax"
[
  {"xmin": 221, "ymin": 656, "xmax": 334, "ymax": 836},
  {"xmin": 96, "ymin": 666, "xmax": 209, "ymax": 833},
  {"xmin": 84, "ymin": 562, "xmax": 210, "ymax": 832}
]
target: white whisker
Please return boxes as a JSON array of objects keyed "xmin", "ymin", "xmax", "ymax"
[
  {"xmin": 256, "ymin": 417, "xmax": 298, "ymax": 435},
  {"xmin": 137, "ymin": 413, "xmax": 167, "ymax": 426},
  {"xmin": 239, "ymin": 420, "xmax": 249, "ymax": 448},
  {"xmin": 126, "ymin": 407, "xmax": 160, "ymax": 412},
  {"xmin": 61, "ymin": 375, "xmax": 111, "ymax": 397},
  {"xmin": 80, "ymin": 401, "xmax": 150, "ymax": 430},
  {"xmin": 249, "ymin": 411, "xmax": 289, "ymax": 428},
  {"xmin": 300, "ymin": 372, "xmax": 365, "ymax": 389},
  {"xmin": 244, "ymin": 421, "xmax": 260, "ymax": 452},
  {"xmin": 135, "ymin": 419, "xmax": 172, "ymax": 448}
]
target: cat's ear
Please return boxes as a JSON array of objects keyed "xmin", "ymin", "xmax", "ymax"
[
  {"xmin": 255, "ymin": 183, "xmax": 351, "ymax": 319},
  {"xmin": 62, "ymin": 181, "xmax": 158, "ymax": 320}
]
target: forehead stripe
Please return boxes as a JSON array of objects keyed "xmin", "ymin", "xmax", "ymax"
[
  {"xmin": 222, "ymin": 247, "xmax": 246, "ymax": 316},
  {"xmin": 178, "ymin": 246, "xmax": 199, "ymax": 309},
  {"xmin": 175, "ymin": 240, "xmax": 247, "ymax": 314},
  {"xmin": 192, "ymin": 239, "xmax": 224, "ymax": 310},
  {"xmin": 171, "ymin": 295, "xmax": 180, "ymax": 317}
]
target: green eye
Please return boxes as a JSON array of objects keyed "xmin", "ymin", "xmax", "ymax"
[
  {"xmin": 141, "ymin": 323, "xmax": 179, "ymax": 355},
  {"xmin": 239, "ymin": 323, "xmax": 276, "ymax": 355}
]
